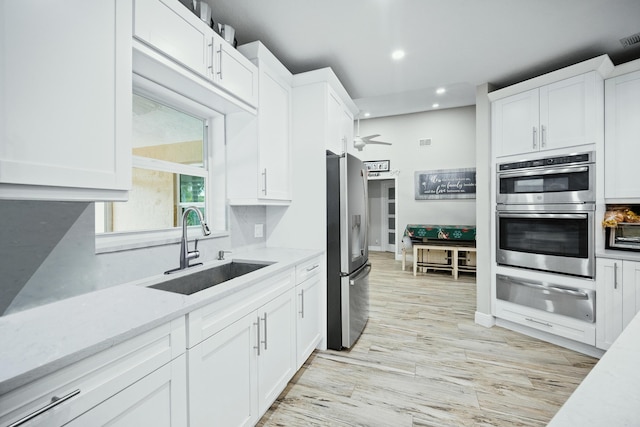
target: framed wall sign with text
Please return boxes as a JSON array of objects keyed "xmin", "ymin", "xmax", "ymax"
[
  {"xmin": 414, "ymin": 167, "xmax": 476, "ymax": 200},
  {"xmin": 363, "ymin": 160, "xmax": 390, "ymax": 172}
]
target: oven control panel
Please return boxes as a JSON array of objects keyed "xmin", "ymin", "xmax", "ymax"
[{"xmin": 499, "ymin": 152, "xmax": 593, "ymax": 171}]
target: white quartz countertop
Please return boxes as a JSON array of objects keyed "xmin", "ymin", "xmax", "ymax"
[
  {"xmin": 0, "ymin": 247, "xmax": 321, "ymax": 395},
  {"xmin": 548, "ymin": 310, "xmax": 640, "ymax": 426}
]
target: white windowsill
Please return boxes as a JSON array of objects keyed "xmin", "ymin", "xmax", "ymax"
[{"xmin": 95, "ymin": 228, "xmax": 229, "ymax": 254}]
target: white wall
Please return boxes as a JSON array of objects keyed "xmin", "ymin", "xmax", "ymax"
[{"xmin": 349, "ymin": 106, "xmax": 476, "ymax": 255}]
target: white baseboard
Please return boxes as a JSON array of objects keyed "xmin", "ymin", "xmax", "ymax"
[
  {"xmin": 475, "ymin": 311, "xmax": 496, "ymax": 328},
  {"xmin": 368, "ymin": 246, "xmax": 382, "ymax": 252},
  {"xmin": 496, "ymin": 318, "xmax": 605, "ymax": 359}
]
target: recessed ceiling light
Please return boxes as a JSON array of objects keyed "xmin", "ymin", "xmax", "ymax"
[
  {"xmin": 391, "ymin": 50, "xmax": 405, "ymax": 60},
  {"xmin": 432, "ymin": 103, "xmax": 440, "ymax": 108},
  {"xmin": 436, "ymin": 87, "xmax": 446, "ymax": 95},
  {"xmin": 363, "ymin": 112, "xmax": 371, "ymax": 117}
]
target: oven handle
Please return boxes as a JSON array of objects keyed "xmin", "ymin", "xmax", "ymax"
[
  {"xmin": 497, "ymin": 212, "xmax": 588, "ymax": 220},
  {"xmin": 507, "ymin": 276, "xmax": 590, "ymax": 299},
  {"xmin": 498, "ymin": 165, "xmax": 588, "ymax": 178}
]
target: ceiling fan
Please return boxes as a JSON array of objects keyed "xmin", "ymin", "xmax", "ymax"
[{"xmin": 353, "ymin": 117, "xmax": 392, "ymax": 151}]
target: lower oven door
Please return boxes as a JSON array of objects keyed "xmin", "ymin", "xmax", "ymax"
[
  {"xmin": 496, "ymin": 274, "xmax": 595, "ymax": 323},
  {"xmin": 496, "ymin": 205, "xmax": 594, "ymax": 278}
]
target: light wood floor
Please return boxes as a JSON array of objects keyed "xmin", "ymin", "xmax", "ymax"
[{"xmin": 258, "ymin": 252, "xmax": 597, "ymax": 426}]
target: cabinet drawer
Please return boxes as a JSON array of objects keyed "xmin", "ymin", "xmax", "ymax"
[
  {"xmin": 496, "ymin": 300, "xmax": 595, "ymax": 345},
  {"xmin": 295, "ymin": 256, "xmax": 322, "ymax": 284},
  {"xmin": 0, "ymin": 317, "xmax": 185, "ymax": 427}
]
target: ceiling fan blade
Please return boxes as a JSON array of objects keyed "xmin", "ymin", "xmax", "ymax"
[
  {"xmin": 366, "ymin": 140, "xmax": 392, "ymax": 146},
  {"xmin": 361, "ymin": 134, "xmax": 381, "ymax": 141}
]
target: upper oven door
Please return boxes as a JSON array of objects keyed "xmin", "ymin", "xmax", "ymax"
[
  {"xmin": 497, "ymin": 163, "xmax": 594, "ymax": 205},
  {"xmin": 496, "ymin": 204, "xmax": 595, "ymax": 278}
]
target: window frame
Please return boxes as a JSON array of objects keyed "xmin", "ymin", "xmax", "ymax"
[{"xmin": 95, "ymin": 74, "xmax": 228, "ymax": 254}]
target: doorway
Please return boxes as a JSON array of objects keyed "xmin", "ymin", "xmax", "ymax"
[{"xmin": 368, "ymin": 178, "xmax": 396, "ymax": 254}]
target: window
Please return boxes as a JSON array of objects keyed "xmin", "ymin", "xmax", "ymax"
[{"xmin": 96, "ymin": 76, "xmax": 226, "ymax": 251}]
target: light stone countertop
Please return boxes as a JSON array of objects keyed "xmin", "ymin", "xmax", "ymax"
[
  {"xmin": 0, "ymin": 247, "xmax": 321, "ymax": 395},
  {"xmin": 596, "ymin": 249, "xmax": 640, "ymax": 262},
  {"xmin": 548, "ymin": 310, "xmax": 640, "ymax": 426}
]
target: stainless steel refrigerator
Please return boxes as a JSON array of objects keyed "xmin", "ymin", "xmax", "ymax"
[{"xmin": 326, "ymin": 151, "xmax": 371, "ymax": 350}]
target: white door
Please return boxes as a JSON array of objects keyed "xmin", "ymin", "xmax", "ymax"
[
  {"xmin": 595, "ymin": 258, "xmax": 624, "ymax": 350},
  {"xmin": 381, "ymin": 180, "xmax": 396, "ymax": 253},
  {"xmin": 296, "ymin": 275, "xmax": 322, "ymax": 369},
  {"xmin": 257, "ymin": 289, "xmax": 297, "ymax": 414},
  {"xmin": 492, "ymin": 88, "xmax": 539, "ymax": 157}
]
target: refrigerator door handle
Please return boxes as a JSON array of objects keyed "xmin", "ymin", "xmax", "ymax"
[
  {"xmin": 361, "ymin": 168, "xmax": 369, "ymax": 257},
  {"xmin": 349, "ymin": 263, "xmax": 372, "ymax": 285}
]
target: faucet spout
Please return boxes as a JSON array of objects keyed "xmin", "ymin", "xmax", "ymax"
[{"xmin": 165, "ymin": 207, "xmax": 211, "ymax": 274}]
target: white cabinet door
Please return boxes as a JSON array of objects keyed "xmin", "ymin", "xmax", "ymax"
[
  {"xmin": 605, "ymin": 70, "xmax": 640, "ymax": 199},
  {"xmin": 596, "ymin": 258, "xmax": 624, "ymax": 350},
  {"xmin": 216, "ymin": 40, "xmax": 259, "ymax": 107},
  {"xmin": 258, "ymin": 68, "xmax": 292, "ymax": 200},
  {"xmin": 327, "ymin": 88, "xmax": 347, "ymax": 154},
  {"xmin": 539, "ymin": 72, "xmax": 597, "ymax": 152},
  {"xmin": 257, "ymin": 288, "xmax": 297, "ymax": 414},
  {"xmin": 492, "ymin": 73, "xmax": 598, "ymax": 158},
  {"xmin": 492, "ymin": 89, "xmax": 539, "ymax": 157},
  {"xmin": 66, "ymin": 355, "xmax": 188, "ymax": 427},
  {"xmin": 188, "ymin": 312, "xmax": 259, "ymax": 427},
  {"xmin": 296, "ymin": 273, "xmax": 322, "ymax": 369},
  {"xmin": 134, "ymin": 0, "xmax": 210, "ymax": 79},
  {"xmin": 0, "ymin": 0, "xmax": 131, "ymax": 201}
]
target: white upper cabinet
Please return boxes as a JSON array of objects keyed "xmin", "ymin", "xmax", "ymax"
[
  {"xmin": 227, "ymin": 42, "xmax": 292, "ymax": 205},
  {"xmin": 327, "ymin": 87, "xmax": 354, "ymax": 154},
  {"xmin": 133, "ymin": 0, "xmax": 258, "ymax": 108},
  {"xmin": 604, "ymin": 69, "xmax": 640, "ymax": 200},
  {"xmin": 0, "ymin": 1, "xmax": 132, "ymax": 201},
  {"xmin": 492, "ymin": 72, "xmax": 599, "ymax": 158}
]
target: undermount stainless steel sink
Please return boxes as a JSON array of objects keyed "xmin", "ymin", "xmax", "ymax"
[{"xmin": 150, "ymin": 261, "xmax": 273, "ymax": 295}]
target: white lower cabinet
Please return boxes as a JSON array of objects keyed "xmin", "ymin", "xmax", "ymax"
[
  {"xmin": 295, "ymin": 257, "xmax": 323, "ymax": 369},
  {"xmin": 187, "ymin": 277, "xmax": 297, "ymax": 426},
  {"xmin": 0, "ymin": 318, "xmax": 186, "ymax": 427},
  {"xmin": 596, "ymin": 258, "xmax": 640, "ymax": 349}
]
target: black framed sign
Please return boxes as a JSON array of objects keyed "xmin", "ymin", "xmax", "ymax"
[
  {"xmin": 363, "ymin": 160, "xmax": 390, "ymax": 172},
  {"xmin": 414, "ymin": 168, "xmax": 476, "ymax": 200}
]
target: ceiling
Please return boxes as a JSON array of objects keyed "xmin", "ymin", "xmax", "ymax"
[{"xmin": 205, "ymin": 0, "xmax": 640, "ymax": 118}]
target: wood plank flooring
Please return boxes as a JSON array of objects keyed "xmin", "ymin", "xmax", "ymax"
[{"xmin": 257, "ymin": 252, "xmax": 597, "ymax": 426}]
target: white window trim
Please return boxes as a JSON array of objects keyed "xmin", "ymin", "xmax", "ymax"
[{"xmin": 96, "ymin": 74, "xmax": 228, "ymax": 254}]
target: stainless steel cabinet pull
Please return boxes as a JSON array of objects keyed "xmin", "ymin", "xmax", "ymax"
[
  {"xmin": 8, "ymin": 389, "xmax": 81, "ymax": 427},
  {"xmin": 614, "ymin": 262, "xmax": 618, "ymax": 289},
  {"xmin": 541, "ymin": 124, "xmax": 546, "ymax": 148},
  {"xmin": 254, "ymin": 316, "xmax": 261, "ymax": 356},
  {"xmin": 532, "ymin": 126, "xmax": 537, "ymax": 149},
  {"xmin": 261, "ymin": 312, "xmax": 268, "ymax": 350},
  {"xmin": 262, "ymin": 168, "xmax": 267, "ymax": 195},
  {"xmin": 299, "ymin": 289, "xmax": 305, "ymax": 318},
  {"xmin": 216, "ymin": 47, "xmax": 223, "ymax": 79},
  {"xmin": 208, "ymin": 41, "xmax": 214, "ymax": 72},
  {"xmin": 305, "ymin": 264, "xmax": 319, "ymax": 272},
  {"xmin": 525, "ymin": 317, "xmax": 552, "ymax": 328}
]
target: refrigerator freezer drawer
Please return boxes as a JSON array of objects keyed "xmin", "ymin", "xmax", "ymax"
[{"xmin": 341, "ymin": 263, "xmax": 371, "ymax": 348}]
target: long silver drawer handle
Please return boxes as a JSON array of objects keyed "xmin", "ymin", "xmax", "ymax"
[
  {"xmin": 305, "ymin": 264, "xmax": 319, "ymax": 272},
  {"xmin": 300, "ymin": 289, "xmax": 305, "ymax": 318},
  {"xmin": 525, "ymin": 317, "xmax": 553, "ymax": 328},
  {"xmin": 8, "ymin": 389, "xmax": 81, "ymax": 427}
]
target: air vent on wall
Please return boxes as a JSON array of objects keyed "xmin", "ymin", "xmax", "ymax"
[
  {"xmin": 419, "ymin": 138, "xmax": 432, "ymax": 147},
  {"xmin": 620, "ymin": 32, "xmax": 640, "ymax": 48}
]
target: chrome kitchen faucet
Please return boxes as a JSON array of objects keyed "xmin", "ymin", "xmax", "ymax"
[{"xmin": 165, "ymin": 207, "xmax": 211, "ymax": 274}]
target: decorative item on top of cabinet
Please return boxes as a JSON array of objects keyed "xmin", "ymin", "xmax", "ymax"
[
  {"xmin": 133, "ymin": 0, "xmax": 258, "ymax": 108},
  {"xmin": 595, "ymin": 258, "xmax": 640, "ymax": 350},
  {"xmin": 604, "ymin": 68, "xmax": 640, "ymax": 201},
  {"xmin": 0, "ymin": 0, "xmax": 131, "ymax": 201},
  {"xmin": 226, "ymin": 41, "xmax": 293, "ymax": 205}
]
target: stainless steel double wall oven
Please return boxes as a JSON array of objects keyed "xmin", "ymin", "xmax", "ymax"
[{"xmin": 496, "ymin": 152, "xmax": 596, "ymax": 278}]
